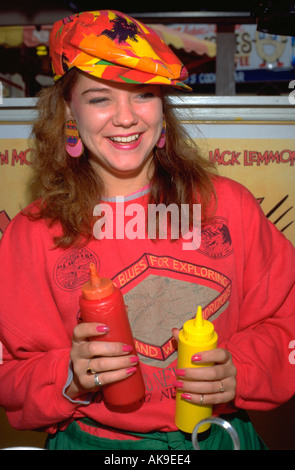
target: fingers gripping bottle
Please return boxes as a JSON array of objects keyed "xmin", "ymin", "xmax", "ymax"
[
  {"xmin": 175, "ymin": 306, "xmax": 218, "ymax": 434},
  {"xmin": 79, "ymin": 263, "xmax": 145, "ymax": 407}
]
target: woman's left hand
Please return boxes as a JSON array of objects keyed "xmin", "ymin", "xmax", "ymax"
[{"xmin": 172, "ymin": 329, "xmax": 237, "ymax": 406}]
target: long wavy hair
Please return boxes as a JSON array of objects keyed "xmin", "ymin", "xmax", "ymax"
[{"xmin": 28, "ymin": 68, "xmax": 216, "ymax": 248}]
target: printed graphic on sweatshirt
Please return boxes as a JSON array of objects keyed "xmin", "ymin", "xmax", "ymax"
[
  {"xmin": 199, "ymin": 216, "xmax": 233, "ymax": 259},
  {"xmin": 54, "ymin": 247, "xmax": 100, "ymax": 291},
  {"xmin": 113, "ymin": 253, "xmax": 231, "ymax": 368}
]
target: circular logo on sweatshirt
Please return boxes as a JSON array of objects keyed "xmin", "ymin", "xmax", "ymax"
[
  {"xmin": 198, "ymin": 217, "xmax": 233, "ymax": 259},
  {"xmin": 54, "ymin": 247, "xmax": 99, "ymax": 291}
]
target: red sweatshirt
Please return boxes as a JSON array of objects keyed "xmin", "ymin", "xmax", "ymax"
[{"xmin": 0, "ymin": 176, "xmax": 294, "ymax": 436}]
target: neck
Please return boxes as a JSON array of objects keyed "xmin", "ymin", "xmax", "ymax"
[
  {"xmin": 90, "ymin": 158, "xmax": 154, "ymax": 198},
  {"xmin": 107, "ymin": 177, "xmax": 150, "ymax": 197}
]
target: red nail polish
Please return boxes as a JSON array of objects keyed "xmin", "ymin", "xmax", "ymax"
[
  {"xmin": 173, "ymin": 380, "xmax": 184, "ymax": 389},
  {"xmin": 122, "ymin": 344, "xmax": 133, "ymax": 352},
  {"xmin": 96, "ymin": 325, "xmax": 109, "ymax": 332},
  {"xmin": 175, "ymin": 368, "xmax": 186, "ymax": 377},
  {"xmin": 126, "ymin": 367, "xmax": 137, "ymax": 375},
  {"xmin": 181, "ymin": 393, "xmax": 192, "ymax": 401},
  {"xmin": 191, "ymin": 354, "xmax": 202, "ymax": 362},
  {"xmin": 130, "ymin": 356, "xmax": 139, "ymax": 364}
]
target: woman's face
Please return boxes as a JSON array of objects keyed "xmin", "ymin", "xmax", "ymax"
[{"xmin": 67, "ymin": 73, "xmax": 163, "ymax": 186}]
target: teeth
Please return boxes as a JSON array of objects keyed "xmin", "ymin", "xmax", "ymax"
[{"xmin": 110, "ymin": 134, "xmax": 139, "ymax": 143}]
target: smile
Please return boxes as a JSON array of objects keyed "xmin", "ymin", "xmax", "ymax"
[{"xmin": 109, "ymin": 134, "xmax": 140, "ymax": 144}]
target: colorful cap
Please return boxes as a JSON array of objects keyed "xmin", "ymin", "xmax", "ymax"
[{"xmin": 49, "ymin": 10, "xmax": 191, "ymax": 91}]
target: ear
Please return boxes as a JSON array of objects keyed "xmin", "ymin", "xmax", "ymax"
[{"xmin": 65, "ymin": 102, "xmax": 75, "ymax": 121}]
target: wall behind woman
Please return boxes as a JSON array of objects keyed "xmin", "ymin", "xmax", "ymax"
[{"xmin": 0, "ymin": 101, "xmax": 294, "ymax": 450}]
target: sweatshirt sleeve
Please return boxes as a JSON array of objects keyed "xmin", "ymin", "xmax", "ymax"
[
  {"xmin": 0, "ymin": 211, "xmax": 88, "ymax": 432},
  {"xmin": 220, "ymin": 184, "xmax": 295, "ymax": 410}
]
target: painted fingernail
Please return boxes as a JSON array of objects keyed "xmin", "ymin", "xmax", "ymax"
[
  {"xmin": 191, "ymin": 354, "xmax": 202, "ymax": 362},
  {"xmin": 181, "ymin": 393, "xmax": 192, "ymax": 401},
  {"xmin": 173, "ymin": 380, "xmax": 184, "ymax": 389},
  {"xmin": 96, "ymin": 325, "xmax": 109, "ymax": 333},
  {"xmin": 122, "ymin": 344, "xmax": 133, "ymax": 353},
  {"xmin": 130, "ymin": 356, "xmax": 139, "ymax": 364},
  {"xmin": 126, "ymin": 367, "xmax": 137, "ymax": 375},
  {"xmin": 175, "ymin": 369, "xmax": 186, "ymax": 377}
]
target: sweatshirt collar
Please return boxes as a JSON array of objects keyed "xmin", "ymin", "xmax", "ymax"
[{"xmin": 102, "ymin": 184, "xmax": 151, "ymax": 203}]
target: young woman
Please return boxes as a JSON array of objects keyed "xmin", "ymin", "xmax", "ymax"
[{"xmin": 0, "ymin": 10, "xmax": 294, "ymax": 450}]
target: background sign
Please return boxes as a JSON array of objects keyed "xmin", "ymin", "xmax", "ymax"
[{"xmin": 168, "ymin": 23, "xmax": 295, "ymax": 88}]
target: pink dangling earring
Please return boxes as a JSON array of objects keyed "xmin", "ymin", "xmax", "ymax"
[
  {"xmin": 156, "ymin": 116, "xmax": 166, "ymax": 149},
  {"xmin": 65, "ymin": 120, "xmax": 84, "ymax": 157}
]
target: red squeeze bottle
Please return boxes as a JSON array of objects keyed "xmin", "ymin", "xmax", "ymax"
[{"xmin": 79, "ymin": 263, "xmax": 145, "ymax": 407}]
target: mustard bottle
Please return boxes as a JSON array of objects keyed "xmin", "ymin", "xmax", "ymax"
[{"xmin": 175, "ymin": 306, "xmax": 218, "ymax": 434}]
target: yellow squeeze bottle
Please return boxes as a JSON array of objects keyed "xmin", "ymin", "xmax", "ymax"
[{"xmin": 175, "ymin": 306, "xmax": 218, "ymax": 434}]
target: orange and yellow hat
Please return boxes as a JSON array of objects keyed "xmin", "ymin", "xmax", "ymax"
[{"xmin": 49, "ymin": 10, "xmax": 191, "ymax": 91}]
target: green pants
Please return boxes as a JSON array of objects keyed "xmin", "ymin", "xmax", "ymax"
[{"xmin": 46, "ymin": 411, "xmax": 267, "ymax": 450}]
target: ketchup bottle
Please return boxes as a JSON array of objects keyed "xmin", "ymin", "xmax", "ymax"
[{"xmin": 79, "ymin": 263, "xmax": 145, "ymax": 407}]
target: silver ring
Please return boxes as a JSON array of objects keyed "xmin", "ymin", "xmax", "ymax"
[
  {"xmin": 200, "ymin": 394, "xmax": 204, "ymax": 405},
  {"xmin": 94, "ymin": 373, "xmax": 103, "ymax": 387},
  {"xmin": 219, "ymin": 380, "xmax": 225, "ymax": 393}
]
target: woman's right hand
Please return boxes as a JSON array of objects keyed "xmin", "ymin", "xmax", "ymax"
[{"xmin": 66, "ymin": 322, "xmax": 139, "ymax": 400}]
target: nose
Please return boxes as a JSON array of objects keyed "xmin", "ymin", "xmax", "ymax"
[{"xmin": 112, "ymin": 99, "xmax": 138, "ymax": 128}]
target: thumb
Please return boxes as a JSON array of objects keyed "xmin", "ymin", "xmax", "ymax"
[{"xmin": 172, "ymin": 327, "xmax": 180, "ymax": 343}]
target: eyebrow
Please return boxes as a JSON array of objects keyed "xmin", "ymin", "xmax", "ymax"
[
  {"xmin": 81, "ymin": 87, "xmax": 111, "ymax": 95},
  {"xmin": 81, "ymin": 84, "xmax": 149, "ymax": 95}
]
